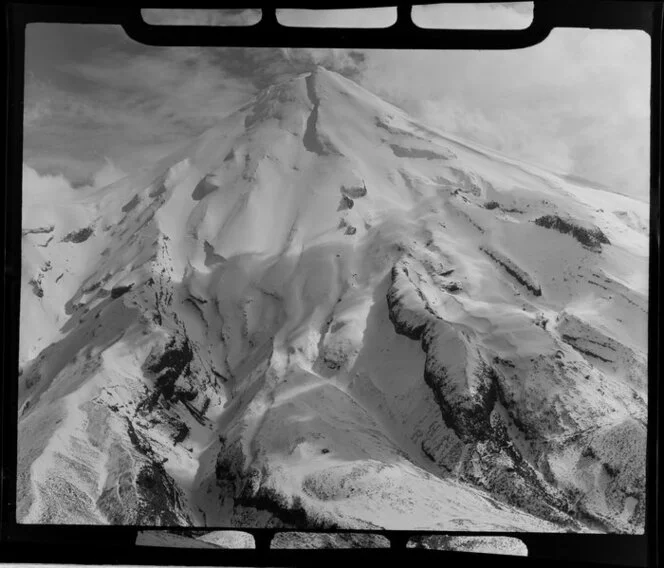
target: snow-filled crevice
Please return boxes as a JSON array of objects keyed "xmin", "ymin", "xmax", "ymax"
[
  {"xmin": 203, "ymin": 241, "xmax": 226, "ymax": 267},
  {"xmin": 303, "ymin": 73, "xmax": 326, "ymax": 156},
  {"xmin": 192, "ymin": 175, "xmax": 219, "ymax": 201},
  {"xmin": 302, "ymin": 72, "xmax": 340, "ymax": 157},
  {"xmin": 390, "ymin": 144, "xmax": 453, "ymax": 161}
]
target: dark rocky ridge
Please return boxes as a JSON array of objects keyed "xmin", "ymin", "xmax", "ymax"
[
  {"xmin": 480, "ymin": 246, "xmax": 542, "ymax": 296},
  {"xmin": 534, "ymin": 215, "xmax": 610, "ymax": 250},
  {"xmin": 138, "ymin": 335, "xmax": 195, "ymax": 413},
  {"xmin": 383, "ymin": 257, "xmax": 618, "ymax": 528},
  {"xmin": 23, "ymin": 225, "xmax": 55, "ymax": 236},
  {"xmin": 340, "ymin": 183, "xmax": 367, "ymax": 199},
  {"xmin": 390, "ymin": 144, "xmax": 453, "ymax": 160},
  {"xmin": 62, "ymin": 226, "xmax": 94, "ymax": 243},
  {"xmin": 192, "ymin": 175, "xmax": 220, "ymax": 201},
  {"xmin": 337, "ymin": 195, "xmax": 354, "ymax": 211}
]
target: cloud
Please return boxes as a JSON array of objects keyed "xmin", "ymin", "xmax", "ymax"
[
  {"xmin": 280, "ymin": 48, "xmax": 368, "ymax": 82},
  {"xmin": 22, "ymin": 163, "xmax": 75, "ymax": 200},
  {"xmin": 411, "ymin": 2, "xmax": 532, "ymax": 29},
  {"xmin": 277, "ymin": 7, "xmax": 396, "ymax": 28},
  {"xmin": 172, "ymin": 47, "xmax": 369, "ymax": 89},
  {"xmin": 404, "ymin": 98, "xmax": 574, "ymax": 173},
  {"xmin": 58, "ymin": 46, "xmax": 254, "ymax": 127},
  {"xmin": 23, "ymin": 34, "xmax": 255, "ymax": 184},
  {"xmin": 498, "ymin": 2, "xmax": 534, "ymax": 16},
  {"xmin": 23, "ymin": 158, "xmax": 128, "ymax": 207},
  {"xmin": 356, "ymin": 27, "xmax": 650, "ymax": 200},
  {"xmin": 91, "ymin": 158, "xmax": 127, "ymax": 188},
  {"xmin": 141, "ymin": 8, "xmax": 261, "ymax": 26}
]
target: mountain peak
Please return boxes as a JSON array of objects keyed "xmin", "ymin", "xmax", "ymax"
[
  {"xmin": 308, "ymin": 64, "xmax": 336, "ymax": 77},
  {"xmin": 310, "ymin": 64, "xmax": 329, "ymax": 74},
  {"xmin": 18, "ymin": 52, "xmax": 648, "ymax": 533}
]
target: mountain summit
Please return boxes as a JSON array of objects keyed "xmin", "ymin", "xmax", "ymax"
[{"xmin": 19, "ymin": 68, "xmax": 648, "ymax": 531}]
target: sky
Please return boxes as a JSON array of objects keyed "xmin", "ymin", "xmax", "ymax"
[{"xmin": 22, "ymin": 4, "xmax": 650, "ymax": 201}]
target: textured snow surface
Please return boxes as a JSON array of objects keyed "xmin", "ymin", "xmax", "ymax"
[
  {"xmin": 407, "ymin": 535, "xmax": 528, "ymax": 556},
  {"xmin": 271, "ymin": 531, "xmax": 390, "ymax": 548},
  {"xmin": 19, "ymin": 67, "xmax": 648, "ymax": 532},
  {"xmin": 136, "ymin": 529, "xmax": 255, "ymax": 549},
  {"xmin": 135, "ymin": 530, "xmax": 228, "ymax": 549}
]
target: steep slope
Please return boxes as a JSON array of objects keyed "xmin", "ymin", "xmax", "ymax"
[{"xmin": 19, "ymin": 66, "xmax": 648, "ymax": 532}]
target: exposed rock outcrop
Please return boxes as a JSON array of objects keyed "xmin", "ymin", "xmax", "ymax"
[{"xmin": 534, "ymin": 215, "xmax": 610, "ymax": 251}]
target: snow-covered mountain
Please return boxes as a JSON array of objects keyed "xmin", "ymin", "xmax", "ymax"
[{"xmin": 18, "ymin": 66, "xmax": 648, "ymax": 532}]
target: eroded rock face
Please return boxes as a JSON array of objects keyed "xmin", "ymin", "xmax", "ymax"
[
  {"xmin": 534, "ymin": 215, "xmax": 610, "ymax": 251},
  {"xmin": 23, "ymin": 224, "xmax": 54, "ymax": 236},
  {"xmin": 340, "ymin": 183, "xmax": 367, "ymax": 199},
  {"xmin": 62, "ymin": 226, "xmax": 94, "ymax": 243},
  {"xmin": 480, "ymin": 246, "xmax": 542, "ymax": 296},
  {"xmin": 407, "ymin": 535, "xmax": 528, "ymax": 556},
  {"xmin": 338, "ymin": 195, "xmax": 354, "ymax": 211},
  {"xmin": 390, "ymin": 144, "xmax": 455, "ymax": 161},
  {"xmin": 98, "ymin": 450, "xmax": 191, "ymax": 525},
  {"xmin": 271, "ymin": 531, "xmax": 390, "ymax": 548},
  {"xmin": 383, "ymin": 252, "xmax": 645, "ymax": 531}
]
